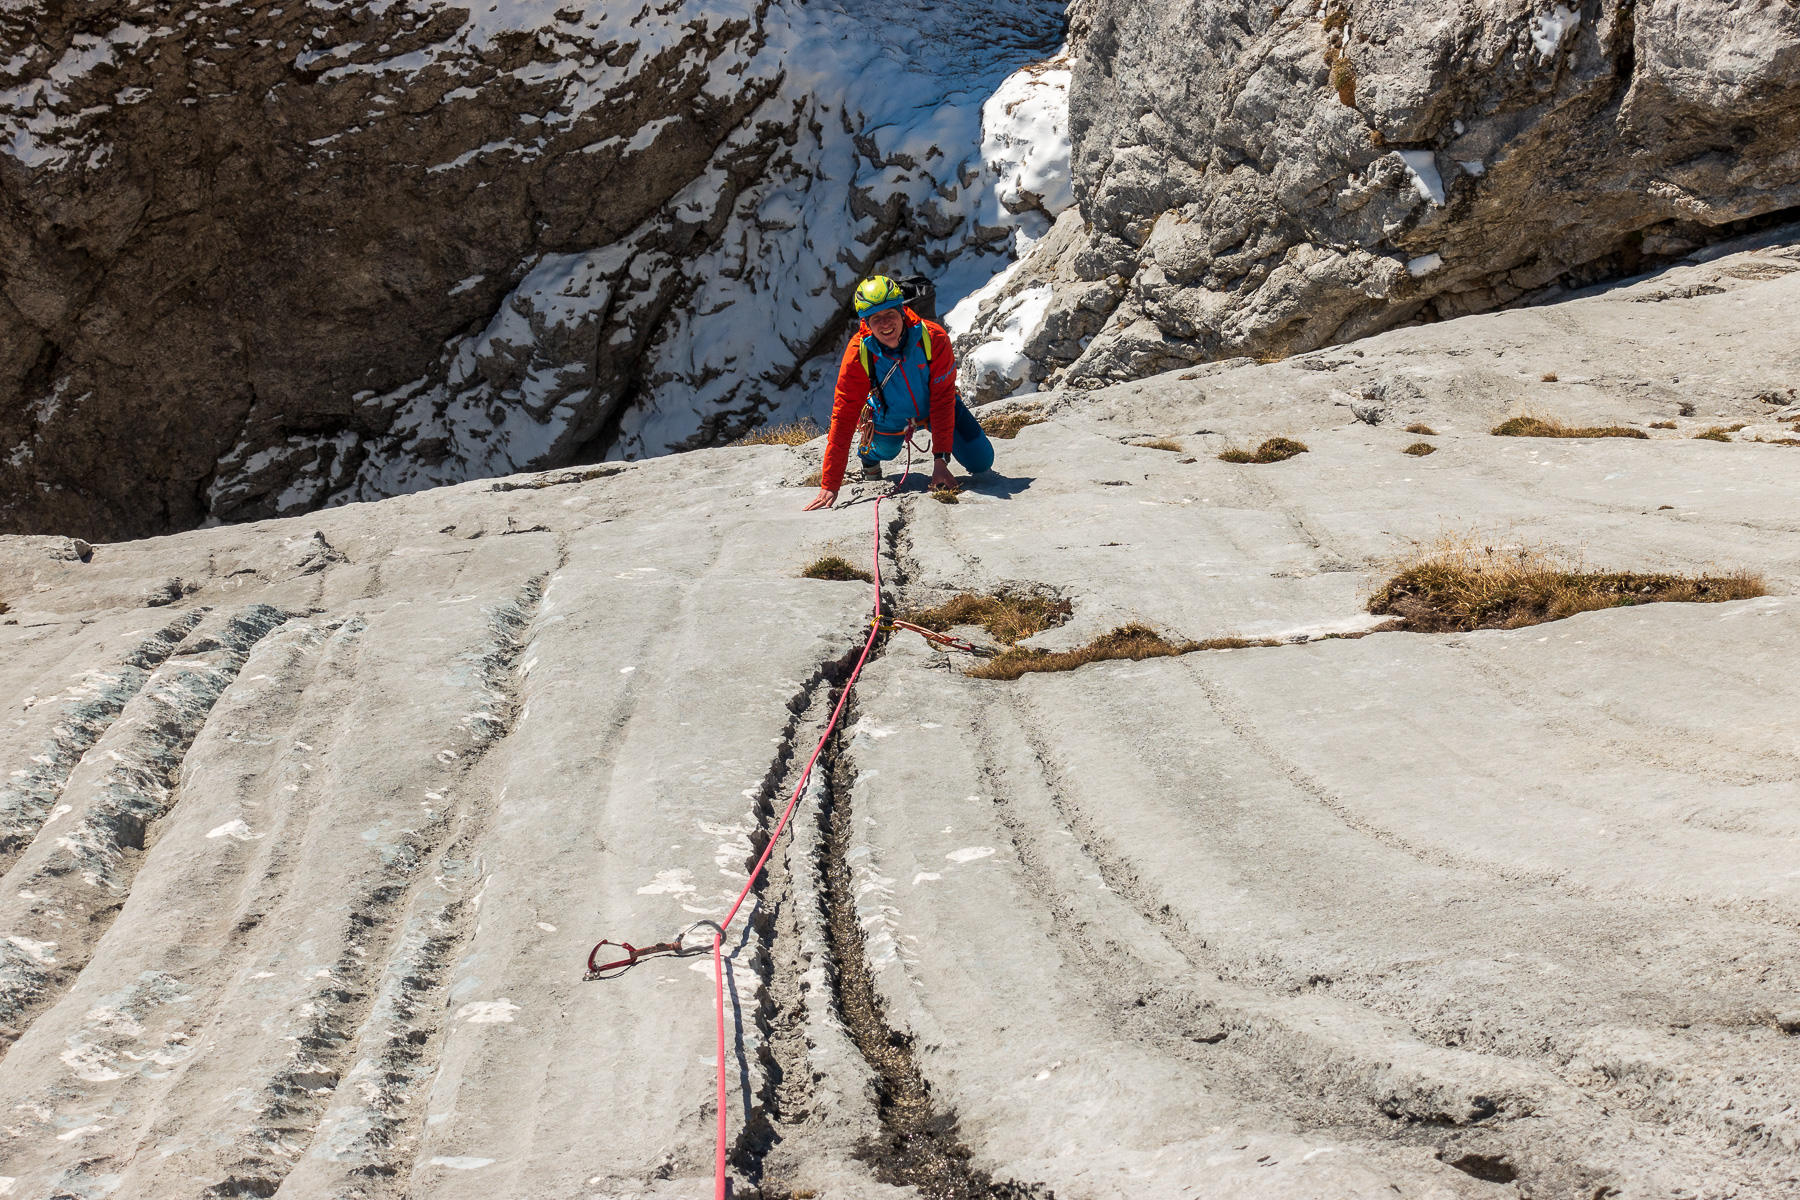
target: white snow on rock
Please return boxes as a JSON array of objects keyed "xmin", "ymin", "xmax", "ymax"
[
  {"xmin": 1, "ymin": 22, "xmax": 153, "ymax": 169},
  {"xmin": 976, "ymin": 54, "xmax": 1076, "ymax": 252},
  {"xmin": 454, "ymin": 1000, "xmax": 522, "ymax": 1024},
  {"xmin": 1529, "ymin": 5, "xmax": 1582, "ymax": 59},
  {"xmin": 1406, "ymin": 252, "xmax": 1445, "ymax": 277},
  {"xmin": 1397, "ymin": 150, "xmax": 1447, "ymax": 206},
  {"xmin": 607, "ymin": 12, "xmax": 1071, "ymax": 463},
  {"xmin": 962, "ymin": 285, "xmax": 1053, "ymax": 396},
  {"xmin": 184, "ymin": 0, "xmax": 1068, "ymax": 513},
  {"xmin": 204, "ymin": 819, "xmax": 263, "ymax": 841}
]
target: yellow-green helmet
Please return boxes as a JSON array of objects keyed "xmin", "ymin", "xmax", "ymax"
[{"xmin": 853, "ymin": 275, "xmax": 906, "ymax": 318}]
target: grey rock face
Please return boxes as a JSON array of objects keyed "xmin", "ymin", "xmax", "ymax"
[
  {"xmin": 996, "ymin": 0, "xmax": 1800, "ymax": 390},
  {"xmin": 0, "ymin": 234, "xmax": 1796, "ymax": 1198}
]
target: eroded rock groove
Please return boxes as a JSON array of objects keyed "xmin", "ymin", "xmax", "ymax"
[{"xmin": 820, "ymin": 699, "xmax": 1052, "ymax": 1200}]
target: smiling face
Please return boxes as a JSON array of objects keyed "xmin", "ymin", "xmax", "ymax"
[{"xmin": 867, "ymin": 308, "xmax": 904, "ymax": 348}]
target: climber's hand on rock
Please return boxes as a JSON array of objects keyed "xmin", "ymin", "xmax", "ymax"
[
  {"xmin": 929, "ymin": 460, "xmax": 957, "ymax": 491},
  {"xmin": 803, "ymin": 488, "xmax": 838, "ymax": 511}
]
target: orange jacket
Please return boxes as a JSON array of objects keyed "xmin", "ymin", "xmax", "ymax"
[{"xmin": 819, "ymin": 307, "xmax": 956, "ymax": 493}]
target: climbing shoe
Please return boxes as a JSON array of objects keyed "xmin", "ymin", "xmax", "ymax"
[{"xmin": 860, "ymin": 461, "xmax": 884, "ymax": 481}]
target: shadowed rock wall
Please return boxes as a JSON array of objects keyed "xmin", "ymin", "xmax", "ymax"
[
  {"xmin": 0, "ymin": 0, "xmax": 790, "ymax": 538},
  {"xmin": 1, "ymin": 0, "xmax": 1064, "ymax": 539}
]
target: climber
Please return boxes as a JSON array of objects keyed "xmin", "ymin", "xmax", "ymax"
[{"xmin": 803, "ymin": 275, "xmax": 995, "ymax": 510}]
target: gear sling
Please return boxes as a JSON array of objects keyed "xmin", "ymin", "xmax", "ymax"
[{"xmin": 851, "ymin": 319, "xmax": 995, "ymax": 477}]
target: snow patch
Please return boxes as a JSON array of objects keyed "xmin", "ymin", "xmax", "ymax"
[
  {"xmin": 1528, "ymin": 5, "xmax": 1581, "ymax": 59},
  {"xmin": 963, "ymin": 285, "xmax": 1052, "ymax": 394},
  {"xmin": 623, "ymin": 115, "xmax": 677, "ymax": 155},
  {"xmin": 977, "ymin": 55, "xmax": 1074, "ymax": 242},
  {"xmin": 206, "ymin": 819, "xmax": 263, "ymax": 841},
  {"xmin": 1397, "ymin": 150, "xmax": 1446, "ymax": 206},
  {"xmin": 1407, "ymin": 253, "xmax": 1444, "ymax": 277},
  {"xmin": 454, "ymin": 999, "xmax": 521, "ymax": 1024}
]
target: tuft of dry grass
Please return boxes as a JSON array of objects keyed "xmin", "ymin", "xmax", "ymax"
[
  {"xmin": 0, "ymin": 598, "xmax": 8, "ymax": 616},
  {"xmin": 1401, "ymin": 441, "xmax": 1436, "ymax": 456},
  {"xmin": 1490, "ymin": 414, "xmax": 1647, "ymax": 440},
  {"xmin": 964, "ymin": 624, "xmax": 1289, "ymax": 681},
  {"xmin": 1366, "ymin": 533, "xmax": 1766, "ymax": 633},
  {"xmin": 1753, "ymin": 436, "xmax": 1800, "ymax": 446},
  {"xmin": 903, "ymin": 591, "xmax": 1072, "ymax": 647},
  {"xmin": 1193, "ymin": 636, "xmax": 1282, "ymax": 650},
  {"xmin": 930, "ymin": 486, "xmax": 961, "ymax": 504},
  {"xmin": 1648, "ymin": 421, "xmax": 1676, "ymax": 429},
  {"xmin": 1329, "ymin": 56, "xmax": 1356, "ymax": 105},
  {"xmin": 730, "ymin": 419, "xmax": 822, "ymax": 447},
  {"xmin": 800, "ymin": 469, "xmax": 822, "ymax": 487},
  {"xmin": 1138, "ymin": 438, "xmax": 1184, "ymax": 452},
  {"xmin": 1692, "ymin": 426, "xmax": 1733, "ymax": 442},
  {"xmin": 1540, "ymin": 372, "xmax": 1559, "ymax": 383},
  {"xmin": 1404, "ymin": 423, "xmax": 1437, "ymax": 435},
  {"xmin": 968, "ymin": 623, "xmax": 1196, "ymax": 680},
  {"xmin": 1219, "ymin": 436, "xmax": 1308, "ymax": 464},
  {"xmin": 801, "ymin": 554, "xmax": 872, "ymax": 582},
  {"xmin": 979, "ymin": 411, "xmax": 1045, "ymax": 440}
]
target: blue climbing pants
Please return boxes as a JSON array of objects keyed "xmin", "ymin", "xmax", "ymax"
[{"xmin": 858, "ymin": 398, "xmax": 995, "ymax": 475}]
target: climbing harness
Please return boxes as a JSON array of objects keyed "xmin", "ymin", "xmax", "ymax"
[
  {"xmin": 856, "ymin": 351, "xmax": 910, "ymax": 457},
  {"xmin": 585, "ymin": 448, "xmax": 945, "ymax": 1199}
]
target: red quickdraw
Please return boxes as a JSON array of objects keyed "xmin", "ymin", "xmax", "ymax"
[
  {"xmin": 875, "ymin": 616, "xmax": 985, "ymax": 656},
  {"xmin": 585, "ymin": 920, "xmax": 721, "ymax": 980}
]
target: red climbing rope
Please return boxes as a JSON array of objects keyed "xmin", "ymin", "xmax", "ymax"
[{"xmin": 587, "ymin": 450, "xmax": 918, "ymax": 1200}]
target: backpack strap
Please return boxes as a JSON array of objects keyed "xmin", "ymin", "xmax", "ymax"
[
  {"xmin": 856, "ymin": 314, "xmax": 936, "ymax": 423},
  {"xmin": 857, "ymin": 311, "xmax": 935, "ymax": 374}
]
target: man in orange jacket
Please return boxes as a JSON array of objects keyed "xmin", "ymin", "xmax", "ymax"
[{"xmin": 804, "ymin": 276, "xmax": 995, "ymax": 510}]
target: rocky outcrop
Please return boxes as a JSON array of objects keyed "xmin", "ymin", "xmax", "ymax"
[
  {"xmin": 2, "ymin": 0, "xmax": 1063, "ymax": 539},
  {"xmin": 955, "ymin": 0, "xmax": 1800, "ymax": 396}
]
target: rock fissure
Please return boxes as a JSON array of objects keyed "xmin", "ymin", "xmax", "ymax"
[
  {"xmin": 0, "ymin": 603, "xmax": 293, "ymax": 1057},
  {"xmin": 0, "ymin": 608, "xmax": 206, "ymax": 876},
  {"xmin": 727, "ymin": 496, "xmax": 1052, "ymax": 1197},
  {"xmin": 819, "ymin": 698, "xmax": 1052, "ymax": 1200}
]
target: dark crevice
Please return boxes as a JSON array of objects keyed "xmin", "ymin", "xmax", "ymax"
[
  {"xmin": 726, "ymin": 497, "xmax": 1050, "ymax": 1199},
  {"xmin": 820, "ymin": 703, "xmax": 1051, "ymax": 1200},
  {"xmin": 1444, "ymin": 1152, "xmax": 1518, "ymax": 1183}
]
